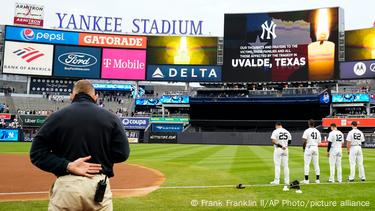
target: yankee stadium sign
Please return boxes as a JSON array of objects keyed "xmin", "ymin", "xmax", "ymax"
[{"xmin": 55, "ymin": 13, "xmax": 204, "ymax": 35}]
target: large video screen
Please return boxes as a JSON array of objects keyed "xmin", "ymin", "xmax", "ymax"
[
  {"xmin": 147, "ymin": 36, "xmax": 218, "ymax": 65},
  {"xmin": 346, "ymin": 28, "xmax": 375, "ymax": 61},
  {"xmin": 223, "ymin": 7, "xmax": 343, "ymax": 82}
]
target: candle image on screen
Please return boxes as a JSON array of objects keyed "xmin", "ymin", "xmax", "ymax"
[{"xmin": 308, "ymin": 8, "xmax": 335, "ymax": 80}]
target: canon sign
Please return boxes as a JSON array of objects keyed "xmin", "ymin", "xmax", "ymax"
[{"xmin": 121, "ymin": 117, "xmax": 149, "ymax": 129}]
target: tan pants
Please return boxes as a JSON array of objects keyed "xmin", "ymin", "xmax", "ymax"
[{"xmin": 48, "ymin": 174, "xmax": 112, "ymax": 211}]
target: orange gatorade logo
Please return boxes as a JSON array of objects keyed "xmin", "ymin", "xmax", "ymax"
[{"xmin": 79, "ymin": 33, "xmax": 147, "ymax": 49}]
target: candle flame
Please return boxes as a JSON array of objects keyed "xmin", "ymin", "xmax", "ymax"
[{"xmin": 315, "ymin": 8, "xmax": 331, "ymax": 41}]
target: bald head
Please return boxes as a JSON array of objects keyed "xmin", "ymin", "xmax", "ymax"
[{"xmin": 70, "ymin": 80, "xmax": 98, "ymax": 102}]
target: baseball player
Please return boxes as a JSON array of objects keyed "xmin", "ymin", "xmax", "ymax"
[
  {"xmin": 346, "ymin": 121, "xmax": 366, "ymax": 182},
  {"xmin": 270, "ymin": 122, "xmax": 292, "ymax": 191},
  {"xmin": 327, "ymin": 123, "xmax": 344, "ymax": 183},
  {"xmin": 302, "ymin": 119, "xmax": 321, "ymax": 184}
]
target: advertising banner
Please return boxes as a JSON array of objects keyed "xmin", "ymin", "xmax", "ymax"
[
  {"xmin": 152, "ymin": 124, "xmax": 184, "ymax": 132},
  {"xmin": 121, "ymin": 117, "xmax": 150, "ymax": 129},
  {"xmin": 2, "ymin": 41, "xmax": 53, "ymax": 76},
  {"xmin": 159, "ymin": 95, "xmax": 189, "ymax": 104},
  {"xmin": 346, "ymin": 28, "xmax": 375, "ymax": 61},
  {"xmin": 30, "ymin": 77, "xmax": 76, "ymax": 94},
  {"xmin": 79, "ymin": 33, "xmax": 147, "ymax": 49},
  {"xmin": 150, "ymin": 117, "xmax": 189, "ymax": 123},
  {"xmin": 126, "ymin": 130, "xmax": 140, "ymax": 143},
  {"xmin": 101, "ymin": 48, "xmax": 146, "ymax": 80},
  {"xmin": 93, "ymin": 83, "xmax": 132, "ymax": 91},
  {"xmin": 53, "ymin": 45, "xmax": 101, "ymax": 79},
  {"xmin": 223, "ymin": 7, "xmax": 343, "ymax": 82},
  {"xmin": 146, "ymin": 65, "xmax": 221, "ymax": 81},
  {"xmin": 14, "ymin": 3, "xmax": 44, "ymax": 27},
  {"xmin": 332, "ymin": 93, "xmax": 370, "ymax": 103},
  {"xmin": 0, "ymin": 113, "xmax": 12, "ymax": 120},
  {"xmin": 5, "ymin": 25, "xmax": 79, "ymax": 45},
  {"xmin": 0, "ymin": 129, "xmax": 19, "ymax": 142},
  {"xmin": 340, "ymin": 60, "xmax": 375, "ymax": 80},
  {"xmin": 149, "ymin": 132, "xmax": 177, "ymax": 143},
  {"xmin": 147, "ymin": 36, "xmax": 218, "ymax": 65},
  {"xmin": 19, "ymin": 115, "xmax": 47, "ymax": 127},
  {"xmin": 322, "ymin": 118, "xmax": 375, "ymax": 127}
]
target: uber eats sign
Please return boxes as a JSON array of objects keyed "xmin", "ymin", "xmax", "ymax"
[{"xmin": 19, "ymin": 115, "xmax": 47, "ymax": 127}]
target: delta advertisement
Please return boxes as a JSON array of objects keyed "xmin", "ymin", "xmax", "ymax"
[
  {"xmin": 146, "ymin": 65, "xmax": 221, "ymax": 82},
  {"xmin": 2, "ymin": 41, "xmax": 53, "ymax": 76},
  {"xmin": 101, "ymin": 48, "xmax": 146, "ymax": 80},
  {"xmin": 152, "ymin": 124, "xmax": 184, "ymax": 133},
  {"xmin": 53, "ymin": 45, "xmax": 102, "ymax": 78},
  {"xmin": 5, "ymin": 25, "xmax": 79, "ymax": 45},
  {"xmin": 223, "ymin": 7, "xmax": 344, "ymax": 82},
  {"xmin": 345, "ymin": 28, "xmax": 375, "ymax": 61},
  {"xmin": 340, "ymin": 60, "xmax": 375, "ymax": 79}
]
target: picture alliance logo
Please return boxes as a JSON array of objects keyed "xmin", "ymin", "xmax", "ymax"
[
  {"xmin": 22, "ymin": 28, "xmax": 66, "ymax": 42},
  {"xmin": 58, "ymin": 52, "xmax": 97, "ymax": 68}
]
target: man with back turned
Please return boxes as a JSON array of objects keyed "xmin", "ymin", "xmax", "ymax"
[{"xmin": 30, "ymin": 80, "xmax": 130, "ymax": 211}]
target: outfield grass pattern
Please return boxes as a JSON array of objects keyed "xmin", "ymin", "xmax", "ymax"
[{"xmin": 0, "ymin": 143, "xmax": 374, "ymax": 210}]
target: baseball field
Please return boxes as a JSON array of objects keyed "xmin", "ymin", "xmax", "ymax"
[{"xmin": 0, "ymin": 142, "xmax": 374, "ymax": 210}]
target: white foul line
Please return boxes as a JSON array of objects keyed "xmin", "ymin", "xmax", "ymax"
[{"xmin": 0, "ymin": 181, "xmax": 373, "ymax": 196}]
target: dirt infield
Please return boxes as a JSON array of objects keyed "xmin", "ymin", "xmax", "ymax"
[{"xmin": 0, "ymin": 154, "xmax": 165, "ymax": 201}]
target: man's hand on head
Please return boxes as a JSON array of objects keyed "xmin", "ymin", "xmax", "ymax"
[{"xmin": 67, "ymin": 156, "xmax": 102, "ymax": 178}]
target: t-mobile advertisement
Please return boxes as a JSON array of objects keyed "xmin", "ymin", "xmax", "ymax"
[
  {"xmin": 223, "ymin": 7, "xmax": 344, "ymax": 82},
  {"xmin": 101, "ymin": 48, "xmax": 146, "ymax": 80}
]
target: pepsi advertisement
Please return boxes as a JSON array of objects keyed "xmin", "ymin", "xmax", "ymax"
[
  {"xmin": 0, "ymin": 129, "xmax": 19, "ymax": 142},
  {"xmin": 53, "ymin": 45, "xmax": 101, "ymax": 79},
  {"xmin": 121, "ymin": 117, "xmax": 150, "ymax": 129},
  {"xmin": 5, "ymin": 25, "xmax": 79, "ymax": 45},
  {"xmin": 152, "ymin": 124, "xmax": 184, "ymax": 132}
]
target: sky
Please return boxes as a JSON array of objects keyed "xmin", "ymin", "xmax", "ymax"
[{"xmin": 0, "ymin": 0, "xmax": 374, "ymax": 36}]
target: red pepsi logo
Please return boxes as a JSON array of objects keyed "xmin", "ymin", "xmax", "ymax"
[{"xmin": 22, "ymin": 28, "xmax": 35, "ymax": 40}]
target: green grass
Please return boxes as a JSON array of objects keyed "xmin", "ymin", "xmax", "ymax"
[{"xmin": 0, "ymin": 143, "xmax": 375, "ymax": 210}]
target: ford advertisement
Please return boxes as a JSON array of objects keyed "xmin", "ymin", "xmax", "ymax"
[
  {"xmin": 121, "ymin": 117, "xmax": 150, "ymax": 129},
  {"xmin": 53, "ymin": 45, "xmax": 101, "ymax": 79}
]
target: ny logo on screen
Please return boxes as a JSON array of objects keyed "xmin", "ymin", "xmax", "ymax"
[{"xmin": 260, "ymin": 21, "xmax": 277, "ymax": 40}]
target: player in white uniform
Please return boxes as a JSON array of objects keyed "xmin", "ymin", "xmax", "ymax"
[
  {"xmin": 327, "ymin": 123, "xmax": 344, "ymax": 183},
  {"xmin": 346, "ymin": 121, "xmax": 366, "ymax": 182},
  {"xmin": 270, "ymin": 122, "xmax": 292, "ymax": 191},
  {"xmin": 302, "ymin": 120, "xmax": 321, "ymax": 184}
]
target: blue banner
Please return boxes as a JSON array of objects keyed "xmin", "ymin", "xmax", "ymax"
[
  {"xmin": 340, "ymin": 60, "xmax": 375, "ymax": 79},
  {"xmin": 5, "ymin": 25, "xmax": 79, "ymax": 45},
  {"xmin": 152, "ymin": 124, "xmax": 184, "ymax": 132},
  {"xmin": 160, "ymin": 95, "xmax": 189, "ymax": 104},
  {"xmin": 53, "ymin": 45, "xmax": 101, "ymax": 79},
  {"xmin": 332, "ymin": 93, "xmax": 370, "ymax": 103},
  {"xmin": 0, "ymin": 129, "xmax": 19, "ymax": 141},
  {"xmin": 147, "ymin": 65, "xmax": 222, "ymax": 81},
  {"xmin": 93, "ymin": 83, "xmax": 132, "ymax": 91},
  {"xmin": 121, "ymin": 117, "xmax": 150, "ymax": 129}
]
